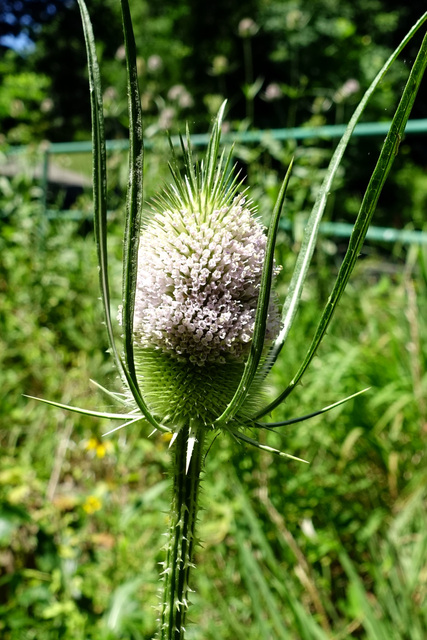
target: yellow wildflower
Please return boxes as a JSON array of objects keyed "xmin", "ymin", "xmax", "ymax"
[{"xmin": 83, "ymin": 495, "xmax": 102, "ymax": 514}]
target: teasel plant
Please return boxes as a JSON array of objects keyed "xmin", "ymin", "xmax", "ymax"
[{"xmin": 26, "ymin": 1, "xmax": 427, "ymax": 638}]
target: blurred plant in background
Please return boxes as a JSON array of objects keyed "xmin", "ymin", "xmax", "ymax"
[
  {"xmin": 1, "ymin": 1, "xmax": 427, "ymax": 639},
  {"xmin": 1, "ymin": 147, "xmax": 427, "ymax": 640},
  {"xmin": 2, "ymin": 0, "xmax": 427, "ymax": 231},
  {"xmin": 1, "ymin": 160, "xmax": 426, "ymax": 639}
]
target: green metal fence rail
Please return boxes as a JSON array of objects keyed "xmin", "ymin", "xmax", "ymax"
[{"xmin": 5, "ymin": 118, "xmax": 427, "ymax": 246}]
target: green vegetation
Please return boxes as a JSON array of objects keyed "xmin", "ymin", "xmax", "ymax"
[
  {"xmin": 1, "ymin": 152, "xmax": 426, "ymax": 637},
  {"xmin": 2, "ymin": 0, "xmax": 427, "ymax": 231}
]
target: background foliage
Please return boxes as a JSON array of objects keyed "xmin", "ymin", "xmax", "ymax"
[
  {"xmin": 1, "ymin": 0, "xmax": 427, "ymax": 229},
  {"xmin": 1, "ymin": 1, "xmax": 427, "ymax": 638}
]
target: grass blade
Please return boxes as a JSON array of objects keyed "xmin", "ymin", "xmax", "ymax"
[
  {"xmin": 339, "ymin": 551, "xmax": 391, "ymax": 640},
  {"xmin": 236, "ymin": 530, "xmax": 289, "ymax": 640},
  {"xmin": 234, "ymin": 477, "xmax": 331, "ymax": 640}
]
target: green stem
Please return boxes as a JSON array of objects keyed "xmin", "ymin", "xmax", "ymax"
[{"xmin": 158, "ymin": 423, "xmax": 206, "ymax": 640}]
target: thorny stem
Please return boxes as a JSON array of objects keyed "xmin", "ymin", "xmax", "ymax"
[{"xmin": 158, "ymin": 423, "xmax": 206, "ymax": 640}]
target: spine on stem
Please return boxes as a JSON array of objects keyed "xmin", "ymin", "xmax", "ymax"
[{"xmin": 158, "ymin": 423, "xmax": 206, "ymax": 640}]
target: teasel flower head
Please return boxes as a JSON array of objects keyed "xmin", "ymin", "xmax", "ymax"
[
  {"xmin": 131, "ymin": 105, "xmax": 282, "ymax": 429},
  {"xmin": 134, "ymin": 196, "xmax": 281, "ymax": 365}
]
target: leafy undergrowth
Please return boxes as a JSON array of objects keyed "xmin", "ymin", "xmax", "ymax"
[{"xmin": 1, "ymin": 193, "xmax": 426, "ymax": 638}]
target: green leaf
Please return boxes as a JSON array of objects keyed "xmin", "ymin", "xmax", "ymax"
[
  {"xmin": 77, "ymin": 0, "xmax": 120, "ymax": 375},
  {"xmin": 78, "ymin": 0, "xmax": 161, "ymax": 433},
  {"xmin": 120, "ymin": 0, "xmax": 145, "ymax": 391}
]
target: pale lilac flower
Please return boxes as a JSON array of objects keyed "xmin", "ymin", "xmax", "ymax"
[
  {"xmin": 167, "ymin": 85, "xmax": 186, "ymax": 101},
  {"xmin": 178, "ymin": 91, "xmax": 194, "ymax": 109},
  {"xmin": 134, "ymin": 197, "xmax": 280, "ymax": 366},
  {"xmin": 263, "ymin": 83, "xmax": 283, "ymax": 102},
  {"xmin": 167, "ymin": 85, "xmax": 194, "ymax": 109},
  {"xmin": 333, "ymin": 78, "xmax": 361, "ymax": 103},
  {"xmin": 158, "ymin": 106, "xmax": 176, "ymax": 130},
  {"xmin": 115, "ymin": 44, "xmax": 126, "ymax": 61},
  {"xmin": 210, "ymin": 55, "xmax": 230, "ymax": 76},
  {"xmin": 147, "ymin": 54, "xmax": 163, "ymax": 73},
  {"xmin": 238, "ymin": 17, "xmax": 259, "ymax": 38},
  {"xmin": 40, "ymin": 98, "xmax": 54, "ymax": 113},
  {"xmin": 103, "ymin": 86, "xmax": 118, "ymax": 102}
]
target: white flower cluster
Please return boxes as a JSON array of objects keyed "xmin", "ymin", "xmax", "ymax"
[{"xmin": 134, "ymin": 197, "xmax": 280, "ymax": 366}]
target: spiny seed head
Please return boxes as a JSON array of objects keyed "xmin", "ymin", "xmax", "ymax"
[{"xmin": 132, "ymin": 110, "xmax": 281, "ymax": 426}]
